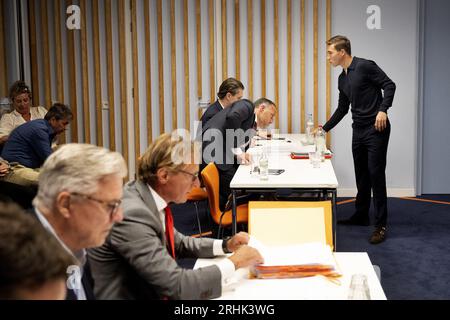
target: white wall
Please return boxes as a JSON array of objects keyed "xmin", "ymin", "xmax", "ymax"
[{"xmin": 331, "ymin": 0, "xmax": 418, "ymax": 197}]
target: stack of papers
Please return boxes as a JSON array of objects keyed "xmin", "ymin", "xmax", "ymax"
[{"xmin": 248, "ymin": 240, "xmax": 342, "ymax": 280}]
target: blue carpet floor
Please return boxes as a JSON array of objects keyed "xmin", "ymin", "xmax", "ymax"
[{"xmin": 171, "ymin": 194, "xmax": 450, "ymax": 300}]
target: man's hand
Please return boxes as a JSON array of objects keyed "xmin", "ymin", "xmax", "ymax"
[
  {"xmin": 0, "ymin": 136, "xmax": 8, "ymax": 145},
  {"xmin": 237, "ymin": 152, "xmax": 251, "ymax": 165},
  {"xmin": 227, "ymin": 245, "xmax": 264, "ymax": 269},
  {"xmin": 374, "ymin": 111, "xmax": 387, "ymax": 132},
  {"xmin": 0, "ymin": 162, "xmax": 10, "ymax": 177},
  {"xmin": 226, "ymin": 232, "xmax": 250, "ymax": 252}
]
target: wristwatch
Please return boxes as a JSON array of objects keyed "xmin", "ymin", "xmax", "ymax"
[{"xmin": 222, "ymin": 236, "xmax": 232, "ymax": 254}]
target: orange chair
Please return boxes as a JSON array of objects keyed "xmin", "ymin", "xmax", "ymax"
[
  {"xmin": 201, "ymin": 163, "xmax": 248, "ymax": 238},
  {"xmin": 186, "ymin": 187, "xmax": 209, "ymax": 237}
]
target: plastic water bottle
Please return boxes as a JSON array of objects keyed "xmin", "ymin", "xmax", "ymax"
[
  {"xmin": 259, "ymin": 149, "xmax": 269, "ymax": 181},
  {"xmin": 306, "ymin": 114, "xmax": 314, "ymax": 144},
  {"xmin": 315, "ymin": 125, "xmax": 326, "ymax": 162}
]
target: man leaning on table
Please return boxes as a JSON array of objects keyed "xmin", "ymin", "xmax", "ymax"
[{"xmin": 88, "ymin": 132, "xmax": 263, "ymax": 300}]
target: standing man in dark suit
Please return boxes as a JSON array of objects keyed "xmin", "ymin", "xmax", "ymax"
[
  {"xmin": 88, "ymin": 132, "xmax": 263, "ymax": 300},
  {"xmin": 202, "ymin": 98, "xmax": 276, "ymax": 210},
  {"xmin": 32, "ymin": 143, "xmax": 127, "ymax": 299},
  {"xmin": 322, "ymin": 35, "xmax": 396, "ymax": 244},
  {"xmin": 200, "ymin": 77, "xmax": 244, "ymax": 129}
]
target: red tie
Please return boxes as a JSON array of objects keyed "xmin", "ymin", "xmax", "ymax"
[{"xmin": 164, "ymin": 206, "xmax": 176, "ymax": 259}]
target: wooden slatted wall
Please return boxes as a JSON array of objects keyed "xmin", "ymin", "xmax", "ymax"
[{"xmin": 23, "ymin": 0, "xmax": 332, "ymax": 178}]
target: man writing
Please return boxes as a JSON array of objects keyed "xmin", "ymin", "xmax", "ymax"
[{"xmin": 88, "ymin": 132, "xmax": 263, "ymax": 300}]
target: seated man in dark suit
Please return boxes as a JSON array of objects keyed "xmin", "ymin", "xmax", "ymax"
[
  {"xmin": 202, "ymin": 98, "xmax": 277, "ymax": 211},
  {"xmin": 88, "ymin": 132, "xmax": 263, "ymax": 300},
  {"xmin": 0, "ymin": 103, "xmax": 72, "ymax": 187},
  {"xmin": 32, "ymin": 143, "xmax": 127, "ymax": 300},
  {"xmin": 0, "ymin": 202, "xmax": 74, "ymax": 300},
  {"xmin": 200, "ymin": 77, "xmax": 244, "ymax": 129}
]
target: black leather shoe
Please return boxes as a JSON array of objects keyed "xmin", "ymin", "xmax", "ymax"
[
  {"xmin": 369, "ymin": 226, "xmax": 387, "ymax": 244},
  {"xmin": 337, "ymin": 215, "xmax": 370, "ymax": 226}
]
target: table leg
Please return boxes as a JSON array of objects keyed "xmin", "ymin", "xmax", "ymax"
[
  {"xmin": 332, "ymin": 189, "xmax": 337, "ymax": 250},
  {"xmin": 232, "ymin": 190, "xmax": 237, "ymax": 235}
]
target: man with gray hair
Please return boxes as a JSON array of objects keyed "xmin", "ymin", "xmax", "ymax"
[
  {"xmin": 88, "ymin": 132, "xmax": 263, "ymax": 300},
  {"xmin": 32, "ymin": 143, "xmax": 127, "ymax": 300}
]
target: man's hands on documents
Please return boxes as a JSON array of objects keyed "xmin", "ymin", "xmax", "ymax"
[{"xmin": 227, "ymin": 232, "xmax": 264, "ymax": 269}]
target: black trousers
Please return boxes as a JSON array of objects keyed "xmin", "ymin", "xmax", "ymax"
[{"xmin": 352, "ymin": 122, "xmax": 390, "ymax": 227}]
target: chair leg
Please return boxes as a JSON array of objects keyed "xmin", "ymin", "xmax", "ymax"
[{"xmin": 193, "ymin": 201, "xmax": 202, "ymax": 237}]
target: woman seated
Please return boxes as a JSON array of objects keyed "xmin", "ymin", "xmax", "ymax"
[{"xmin": 0, "ymin": 80, "xmax": 47, "ymax": 146}]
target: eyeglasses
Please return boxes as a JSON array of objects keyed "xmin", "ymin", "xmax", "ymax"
[
  {"xmin": 71, "ymin": 192, "xmax": 122, "ymax": 219},
  {"xmin": 177, "ymin": 169, "xmax": 199, "ymax": 182}
]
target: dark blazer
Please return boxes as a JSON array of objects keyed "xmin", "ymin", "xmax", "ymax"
[
  {"xmin": 87, "ymin": 180, "xmax": 223, "ymax": 300},
  {"xmin": 201, "ymin": 99, "xmax": 255, "ymax": 208},
  {"xmin": 202, "ymin": 99, "xmax": 255, "ymax": 172},
  {"xmin": 200, "ymin": 100, "xmax": 222, "ymax": 129},
  {"xmin": 27, "ymin": 208, "xmax": 95, "ymax": 300}
]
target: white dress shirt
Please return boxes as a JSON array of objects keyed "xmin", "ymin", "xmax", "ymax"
[
  {"xmin": 0, "ymin": 106, "xmax": 47, "ymax": 138},
  {"xmin": 148, "ymin": 185, "xmax": 236, "ymax": 285},
  {"xmin": 34, "ymin": 207, "xmax": 87, "ymax": 300}
]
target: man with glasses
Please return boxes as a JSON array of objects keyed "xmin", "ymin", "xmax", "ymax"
[
  {"xmin": 31, "ymin": 143, "xmax": 127, "ymax": 300},
  {"xmin": 88, "ymin": 132, "xmax": 263, "ymax": 300}
]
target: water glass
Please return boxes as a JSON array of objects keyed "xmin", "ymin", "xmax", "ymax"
[
  {"xmin": 348, "ymin": 274, "xmax": 371, "ymax": 300},
  {"xmin": 310, "ymin": 151, "xmax": 321, "ymax": 168}
]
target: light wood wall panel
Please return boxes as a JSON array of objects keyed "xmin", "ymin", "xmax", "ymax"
[
  {"xmin": 247, "ymin": 0, "xmax": 253, "ymax": 100},
  {"xmin": 209, "ymin": 0, "xmax": 215, "ymax": 102},
  {"xmin": 118, "ymin": 0, "xmax": 128, "ymax": 164},
  {"xmin": 144, "ymin": 0, "xmax": 152, "ymax": 143},
  {"xmin": 157, "ymin": 0, "xmax": 164, "ymax": 134},
  {"xmin": 274, "ymin": 0, "xmax": 279, "ymax": 129},
  {"xmin": 300, "ymin": 0, "xmax": 305, "ymax": 133},
  {"xmin": 183, "ymin": 0, "xmax": 190, "ymax": 130},
  {"xmin": 196, "ymin": 0, "xmax": 202, "ymax": 119},
  {"xmin": 234, "ymin": 0, "xmax": 240, "ymax": 79},
  {"xmin": 313, "ymin": 0, "xmax": 318, "ymax": 127},
  {"xmin": 22, "ymin": 0, "xmax": 332, "ymax": 179},
  {"xmin": 326, "ymin": 0, "xmax": 331, "ymax": 147},
  {"xmin": 287, "ymin": 0, "xmax": 292, "ymax": 133},
  {"xmin": 261, "ymin": 0, "xmax": 266, "ymax": 97},
  {"xmin": 170, "ymin": 0, "xmax": 177, "ymax": 130},
  {"xmin": 0, "ymin": 0, "xmax": 8, "ymax": 97},
  {"xmin": 221, "ymin": 0, "xmax": 227, "ymax": 80},
  {"xmin": 65, "ymin": 0, "xmax": 78, "ymax": 142},
  {"xmin": 40, "ymin": 0, "xmax": 52, "ymax": 108},
  {"xmin": 92, "ymin": 0, "xmax": 103, "ymax": 147},
  {"xmin": 105, "ymin": 0, "xmax": 116, "ymax": 151},
  {"xmin": 131, "ymin": 0, "xmax": 140, "ymax": 166}
]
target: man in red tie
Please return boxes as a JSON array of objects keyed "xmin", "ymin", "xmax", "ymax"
[{"xmin": 88, "ymin": 132, "xmax": 263, "ymax": 300}]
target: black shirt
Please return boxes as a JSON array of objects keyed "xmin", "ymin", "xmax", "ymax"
[{"xmin": 323, "ymin": 57, "xmax": 396, "ymax": 131}]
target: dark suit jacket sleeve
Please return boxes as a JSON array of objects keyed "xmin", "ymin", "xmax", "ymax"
[
  {"xmin": 225, "ymin": 103, "xmax": 253, "ymax": 130},
  {"xmin": 110, "ymin": 203, "xmax": 222, "ymax": 300}
]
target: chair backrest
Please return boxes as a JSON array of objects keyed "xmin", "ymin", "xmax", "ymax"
[
  {"xmin": 248, "ymin": 201, "xmax": 334, "ymax": 250},
  {"xmin": 200, "ymin": 163, "xmax": 223, "ymax": 225}
]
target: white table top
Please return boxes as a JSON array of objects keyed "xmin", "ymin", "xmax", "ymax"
[
  {"xmin": 230, "ymin": 134, "xmax": 338, "ymax": 189},
  {"xmin": 194, "ymin": 252, "xmax": 386, "ymax": 300}
]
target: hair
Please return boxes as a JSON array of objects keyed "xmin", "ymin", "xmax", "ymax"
[
  {"xmin": 33, "ymin": 143, "xmax": 127, "ymax": 210},
  {"xmin": 138, "ymin": 132, "xmax": 199, "ymax": 187},
  {"xmin": 326, "ymin": 35, "xmax": 351, "ymax": 55},
  {"xmin": 217, "ymin": 78, "xmax": 244, "ymax": 100},
  {"xmin": 254, "ymin": 97, "xmax": 277, "ymax": 110},
  {"xmin": 44, "ymin": 103, "xmax": 73, "ymax": 122},
  {"xmin": 0, "ymin": 202, "xmax": 75, "ymax": 299},
  {"xmin": 9, "ymin": 80, "xmax": 32, "ymax": 102}
]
